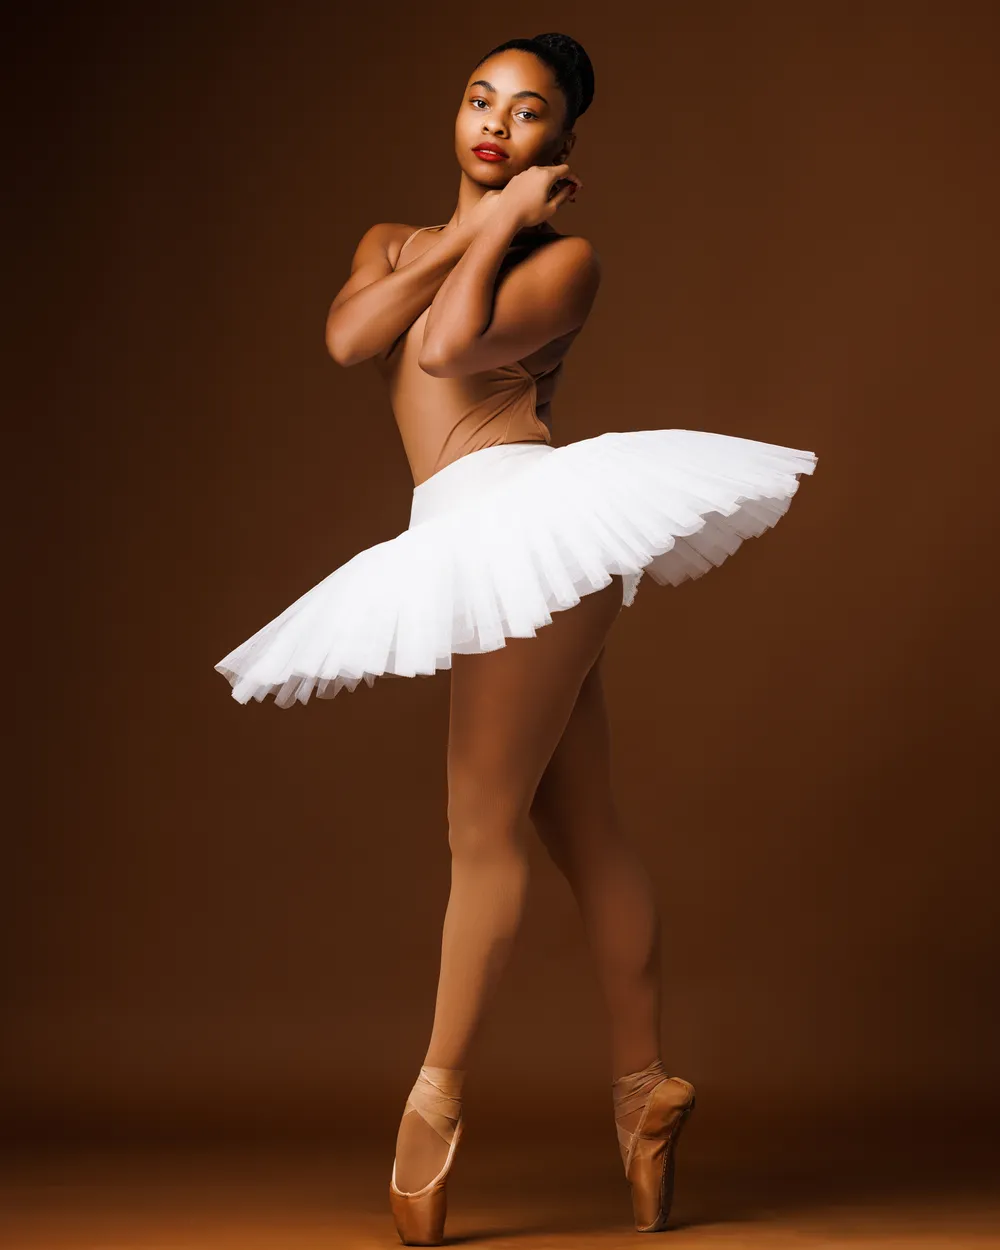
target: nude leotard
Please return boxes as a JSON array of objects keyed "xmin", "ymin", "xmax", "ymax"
[{"xmin": 374, "ymin": 223, "xmax": 564, "ymax": 487}]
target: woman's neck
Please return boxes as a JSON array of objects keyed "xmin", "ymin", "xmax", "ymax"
[{"xmin": 448, "ymin": 174, "xmax": 554, "ymax": 235}]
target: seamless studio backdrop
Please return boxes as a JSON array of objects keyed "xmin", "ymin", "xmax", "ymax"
[{"xmin": 7, "ymin": 0, "xmax": 998, "ymax": 1173}]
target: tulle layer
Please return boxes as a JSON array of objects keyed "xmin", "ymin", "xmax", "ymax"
[{"xmin": 214, "ymin": 429, "xmax": 817, "ymax": 707}]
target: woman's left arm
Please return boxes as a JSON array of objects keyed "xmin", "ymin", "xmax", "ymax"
[{"xmin": 418, "ymin": 207, "xmax": 600, "ymax": 378}]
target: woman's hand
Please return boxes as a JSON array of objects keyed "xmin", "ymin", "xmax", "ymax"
[
  {"xmin": 463, "ymin": 188, "xmax": 505, "ymax": 231},
  {"xmin": 496, "ymin": 164, "xmax": 582, "ymax": 230}
]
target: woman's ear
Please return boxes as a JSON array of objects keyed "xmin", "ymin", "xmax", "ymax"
[{"xmin": 554, "ymin": 132, "xmax": 576, "ymax": 163}]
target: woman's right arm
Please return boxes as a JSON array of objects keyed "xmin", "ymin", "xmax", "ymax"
[{"xmin": 325, "ymin": 219, "xmax": 480, "ymax": 367}]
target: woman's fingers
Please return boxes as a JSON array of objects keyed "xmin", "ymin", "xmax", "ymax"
[
  {"xmin": 546, "ymin": 180, "xmax": 579, "ymax": 217},
  {"xmin": 548, "ymin": 174, "xmax": 582, "ymax": 203}
]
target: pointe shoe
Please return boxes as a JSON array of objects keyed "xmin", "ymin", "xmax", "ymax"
[
  {"xmin": 389, "ymin": 1066, "xmax": 465, "ymax": 1246},
  {"xmin": 612, "ymin": 1059, "xmax": 696, "ymax": 1233}
]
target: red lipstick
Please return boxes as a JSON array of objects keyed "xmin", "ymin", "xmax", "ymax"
[{"xmin": 472, "ymin": 142, "xmax": 508, "ymax": 162}]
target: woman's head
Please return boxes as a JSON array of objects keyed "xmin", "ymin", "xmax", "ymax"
[{"xmin": 455, "ymin": 33, "xmax": 595, "ymax": 183}]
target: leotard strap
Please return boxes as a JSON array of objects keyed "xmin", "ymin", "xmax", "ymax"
[{"xmin": 393, "ymin": 223, "xmax": 448, "ymax": 270}]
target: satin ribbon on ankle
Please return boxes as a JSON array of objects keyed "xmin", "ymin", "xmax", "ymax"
[
  {"xmin": 404, "ymin": 1065, "xmax": 465, "ymax": 1144},
  {"xmin": 611, "ymin": 1058, "xmax": 670, "ymax": 1171}
]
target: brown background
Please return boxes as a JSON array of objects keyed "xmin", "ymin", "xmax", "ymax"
[{"xmin": 7, "ymin": 0, "xmax": 998, "ymax": 1162}]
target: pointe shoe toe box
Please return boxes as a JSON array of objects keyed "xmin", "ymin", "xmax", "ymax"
[
  {"xmin": 389, "ymin": 1117, "xmax": 464, "ymax": 1246},
  {"xmin": 627, "ymin": 1076, "xmax": 696, "ymax": 1232}
]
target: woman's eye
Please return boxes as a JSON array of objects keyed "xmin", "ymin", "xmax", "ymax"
[{"xmin": 469, "ymin": 99, "xmax": 535, "ymax": 121}]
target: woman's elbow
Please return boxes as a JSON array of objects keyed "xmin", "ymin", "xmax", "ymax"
[
  {"xmin": 417, "ymin": 343, "xmax": 457, "ymax": 377},
  {"xmin": 325, "ymin": 323, "xmax": 363, "ymax": 368}
]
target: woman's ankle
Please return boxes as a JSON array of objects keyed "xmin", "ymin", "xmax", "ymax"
[
  {"xmin": 612, "ymin": 1057, "xmax": 669, "ymax": 1134},
  {"xmin": 418, "ymin": 1064, "xmax": 467, "ymax": 1099}
]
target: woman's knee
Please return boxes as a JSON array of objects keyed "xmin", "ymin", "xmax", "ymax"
[
  {"xmin": 446, "ymin": 776, "xmax": 530, "ymax": 860},
  {"xmin": 530, "ymin": 803, "xmax": 577, "ymax": 878},
  {"xmin": 445, "ymin": 579, "xmax": 623, "ymax": 860},
  {"xmin": 531, "ymin": 791, "xmax": 616, "ymax": 874},
  {"xmin": 528, "ymin": 654, "xmax": 620, "ymax": 862}
]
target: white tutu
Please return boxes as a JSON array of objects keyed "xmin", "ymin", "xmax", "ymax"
[{"xmin": 215, "ymin": 430, "xmax": 817, "ymax": 707}]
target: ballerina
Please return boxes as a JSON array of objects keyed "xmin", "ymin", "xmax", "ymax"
[{"xmin": 215, "ymin": 30, "xmax": 816, "ymax": 1245}]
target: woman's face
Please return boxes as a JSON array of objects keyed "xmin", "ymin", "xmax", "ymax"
[{"xmin": 454, "ymin": 50, "xmax": 573, "ymax": 185}]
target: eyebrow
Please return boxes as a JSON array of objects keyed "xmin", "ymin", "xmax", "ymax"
[{"xmin": 469, "ymin": 78, "xmax": 550, "ymax": 107}]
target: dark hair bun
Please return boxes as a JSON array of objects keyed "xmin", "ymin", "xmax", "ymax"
[
  {"xmin": 528, "ymin": 33, "xmax": 595, "ymax": 123},
  {"xmin": 475, "ymin": 32, "xmax": 595, "ymax": 129}
]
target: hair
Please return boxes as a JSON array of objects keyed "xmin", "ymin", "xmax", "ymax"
[{"xmin": 474, "ymin": 32, "xmax": 595, "ymax": 131}]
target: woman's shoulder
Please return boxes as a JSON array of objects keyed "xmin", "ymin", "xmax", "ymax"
[
  {"xmin": 357, "ymin": 220, "xmax": 422, "ymax": 242},
  {"xmin": 524, "ymin": 224, "xmax": 598, "ymax": 257},
  {"xmin": 349, "ymin": 222, "xmax": 428, "ymax": 270},
  {"xmin": 509, "ymin": 227, "xmax": 602, "ymax": 282}
]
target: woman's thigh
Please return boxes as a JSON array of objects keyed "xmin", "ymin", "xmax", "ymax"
[
  {"xmin": 446, "ymin": 576, "xmax": 624, "ymax": 832},
  {"xmin": 528, "ymin": 645, "xmax": 619, "ymax": 869}
]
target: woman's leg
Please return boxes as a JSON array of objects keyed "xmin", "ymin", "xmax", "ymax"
[
  {"xmin": 394, "ymin": 576, "xmax": 624, "ymax": 1191},
  {"xmin": 528, "ymin": 646, "xmax": 665, "ymax": 1134}
]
